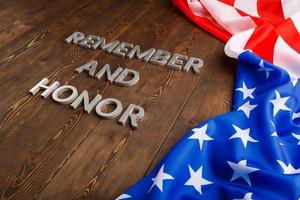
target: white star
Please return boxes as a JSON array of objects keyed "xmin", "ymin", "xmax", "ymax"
[
  {"xmin": 277, "ymin": 160, "xmax": 300, "ymax": 174},
  {"xmin": 237, "ymin": 101, "xmax": 257, "ymax": 118},
  {"xmin": 229, "ymin": 125, "xmax": 258, "ymax": 148},
  {"xmin": 291, "ymin": 76, "xmax": 298, "ymax": 87},
  {"xmin": 233, "ymin": 192, "xmax": 253, "ymax": 200},
  {"xmin": 227, "ymin": 160, "xmax": 259, "ymax": 186},
  {"xmin": 270, "ymin": 90, "xmax": 291, "ymax": 117},
  {"xmin": 292, "ymin": 133, "xmax": 300, "ymax": 145},
  {"xmin": 258, "ymin": 60, "xmax": 273, "ymax": 79},
  {"xmin": 148, "ymin": 164, "xmax": 174, "ymax": 193},
  {"xmin": 270, "ymin": 121, "xmax": 278, "ymax": 137},
  {"xmin": 292, "ymin": 112, "xmax": 300, "ymax": 120},
  {"xmin": 185, "ymin": 165, "xmax": 213, "ymax": 195},
  {"xmin": 116, "ymin": 194, "xmax": 132, "ymax": 200},
  {"xmin": 189, "ymin": 124, "xmax": 214, "ymax": 150},
  {"xmin": 236, "ymin": 82, "xmax": 256, "ymax": 100}
]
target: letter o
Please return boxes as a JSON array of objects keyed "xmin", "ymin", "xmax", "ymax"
[
  {"xmin": 95, "ymin": 98, "xmax": 123, "ymax": 119},
  {"xmin": 52, "ymin": 85, "xmax": 78, "ymax": 104}
]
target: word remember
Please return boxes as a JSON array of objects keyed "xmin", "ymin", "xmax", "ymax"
[{"xmin": 65, "ymin": 31, "xmax": 204, "ymax": 75}]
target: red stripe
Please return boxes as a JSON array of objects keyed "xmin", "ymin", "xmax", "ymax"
[
  {"xmin": 245, "ymin": 24, "xmax": 279, "ymax": 63},
  {"xmin": 257, "ymin": 0, "xmax": 285, "ymax": 26},
  {"xmin": 276, "ymin": 19, "xmax": 300, "ymax": 54},
  {"xmin": 235, "ymin": 8, "xmax": 263, "ymax": 26},
  {"xmin": 218, "ymin": 0, "xmax": 235, "ymax": 6}
]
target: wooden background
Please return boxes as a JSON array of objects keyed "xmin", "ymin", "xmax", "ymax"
[{"xmin": 0, "ymin": 0, "xmax": 236, "ymax": 199}]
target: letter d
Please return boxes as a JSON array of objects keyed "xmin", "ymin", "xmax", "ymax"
[{"xmin": 114, "ymin": 69, "xmax": 140, "ymax": 87}]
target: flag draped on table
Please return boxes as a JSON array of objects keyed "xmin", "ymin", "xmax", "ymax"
[{"xmin": 118, "ymin": 0, "xmax": 300, "ymax": 199}]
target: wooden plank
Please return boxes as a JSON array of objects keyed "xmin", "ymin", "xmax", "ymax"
[
  {"xmin": 0, "ymin": 0, "xmax": 96, "ymax": 49},
  {"xmin": 0, "ymin": 0, "xmax": 39, "ymax": 28},
  {"xmin": 0, "ymin": 0, "xmax": 236, "ymax": 199},
  {"xmin": 0, "ymin": 0, "xmax": 98, "ymax": 87},
  {"xmin": 0, "ymin": 0, "xmax": 125, "ymax": 147},
  {"xmin": 0, "ymin": 0, "xmax": 150, "ymax": 145},
  {"xmin": 0, "ymin": 0, "xmax": 139, "ymax": 111},
  {"xmin": 36, "ymin": 3, "xmax": 233, "ymax": 200},
  {"xmin": 0, "ymin": 0, "xmax": 164, "ymax": 199}
]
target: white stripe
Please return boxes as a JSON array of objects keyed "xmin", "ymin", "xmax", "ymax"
[
  {"xmin": 187, "ymin": 0, "xmax": 225, "ymax": 30},
  {"xmin": 290, "ymin": 12, "xmax": 300, "ymax": 33},
  {"xmin": 273, "ymin": 36, "xmax": 300, "ymax": 77},
  {"xmin": 281, "ymin": 0, "xmax": 300, "ymax": 19},
  {"xmin": 187, "ymin": 0, "xmax": 207, "ymax": 17},
  {"xmin": 225, "ymin": 28, "xmax": 255, "ymax": 58},
  {"xmin": 200, "ymin": 0, "xmax": 257, "ymax": 35},
  {"xmin": 234, "ymin": 0, "xmax": 260, "ymax": 17}
]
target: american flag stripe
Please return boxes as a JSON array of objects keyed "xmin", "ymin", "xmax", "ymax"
[
  {"xmin": 224, "ymin": 28, "xmax": 255, "ymax": 58},
  {"xmin": 273, "ymin": 36, "xmax": 300, "ymax": 77},
  {"xmin": 200, "ymin": 0, "xmax": 257, "ymax": 35},
  {"xmin": 244, "ymin": 24, "xmax": 279, "ymax": 63},
  {"xmin": 234, "ymin": 0, "xmax": 260, "ymax": 18},
  {"xmin": 175, "ymin": 0, "xmax": 231, "ymax": 41},
  {"xmin": 281, "ymin": 0, "xmax": 300, "ymax": 19},
  {"xmin": 257, "ymin": 0, "xmax": 285, "ymax": 25},
  {"xmin": 177, "ymin": 0, "xmax": 300, "ymax": 77}
]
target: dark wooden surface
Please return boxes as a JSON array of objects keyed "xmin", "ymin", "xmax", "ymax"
[{"xmin": 0, "ymin": 0, "xmax": 236, "ymax": 199}]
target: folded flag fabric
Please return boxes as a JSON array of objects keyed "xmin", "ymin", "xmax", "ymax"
[{"xmin": 117, "ymin": 1, "xmax": 300, "ymax": 199}]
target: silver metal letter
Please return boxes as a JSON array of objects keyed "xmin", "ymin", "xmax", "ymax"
[
  {"xmin": 118, "ymin": 104, "xmax": 145, "ymax": 129},
  {"xmin": 70, "ymin": 90, "xmax": 102, "ymax": 113},
  {"xmin": 183, "ymin": 57, "xmax": 203, "ymax": 75},
  {"xmin": 93, "ymin": 37, "xmax": 105, "ymax": 50},
  {"xmin": 167, "ymin": 53, "xmax": 188, "ymax": 71},
  {"xmin": 112, "ymin": 42, "xmax": 134, "ymax": 57},
  {"xmin": 149, "ymin": 49, "xmax": 171, "ymax": 66},
  {"xmin": 95, "ymin": 98, "xmax": 123, "ymax": 119},
  {"xmin": 114, "ymin": 68, "xmax": 140, "ymax": 87},
  {"xmin": 100, "ymin": 40, "xmax": 120, "ymax": 53},
  {"xmin": 95, "ymin": 64, "xmax": 123, "ymax": 82},
  {"xmin": 127, "ymin": 45, "xmax": 156, "ymax": 62},
  {"xmin": 52, "ymin": 85, "xmax": 78, "ymax": 104},
  {"xmin": 75, "ymin": 60, "xmax": 98, "ymax": 77},
  {"xmin": 65, "ymin": 31, "xmax": 85, "ymax": 44},
  {"xmin": 79, "ymin": 35, "xmax": 101, "ymax": 49},
  {"xmin": 29, "ymin": 78, "xmax": 60, "ymax": 98}
]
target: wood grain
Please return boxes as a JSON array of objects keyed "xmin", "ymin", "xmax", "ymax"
[{"xmin": 0, "ymin": 0, "xmax": 236, "ymax": 199}]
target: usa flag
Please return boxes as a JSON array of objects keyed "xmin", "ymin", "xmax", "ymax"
[{"xmin": 117, "ymin": 0, "xmax": 300, "ymax": 199}]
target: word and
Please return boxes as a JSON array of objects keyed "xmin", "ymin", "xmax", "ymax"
[
  {"xmin": 75, "ymin": 60, "xmax": 139, "ymax": 87},
  {"xmin": 29, "ymin": 78, "xmax": 145, "ymax": 129},
  {"xmin": 65, "ymin": 31, "xmax": 204, "ymax": 75}
]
